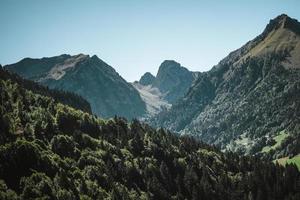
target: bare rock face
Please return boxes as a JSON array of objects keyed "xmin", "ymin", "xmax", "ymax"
[
  {"xmin": 134, "ymin": 61, "xmax": 198, "ymax": 118},
  {"xmin": 152, "ymin": 60, "xmax": 196, "ymax": 103},
  {"xmin": 139, "ymin": 72, "xmax": 155, "ymax": 86},
  {"xmin": 151, "ymin": 14, "xmax": 300, "ymax": 158},
  {"xmin": 5, "ymin": 54, "xmax": 146, "ymax": 119},
  {"xmin": 132, "ymin": 82, "xmax": 171, "ymax": 117}
]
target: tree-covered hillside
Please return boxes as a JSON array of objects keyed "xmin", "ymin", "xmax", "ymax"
[
  {"xmin": 0, "ymin": 68, "xmax": 91, "ymax": 113},
  {"xmin": 0, "ymin": 72, "xmax": 300, "ymax": 199}
]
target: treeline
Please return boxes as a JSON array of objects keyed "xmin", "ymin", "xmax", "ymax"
[
  {"xmin": 0, "ymin": 67, "xmax": 91, "ymax": 113},
  {"xmin": 0, "ymin": 74, "xmax": 300, "ymax": 199}
]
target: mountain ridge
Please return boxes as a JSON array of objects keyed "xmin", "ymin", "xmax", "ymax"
[
  {"xmin": 151, "ymin": 14, "xmax": 300, "ymax": 159},
  {"xmin": 217, "ymin": 14, "xmax": 300, "ymax": 69},
  {"xmin": 5, "ymin": 54, "xmax": 146, "ymax": 119},
  {"xmin": 139, "ymin": 72, "xmax": 155, "ymax": 86}
]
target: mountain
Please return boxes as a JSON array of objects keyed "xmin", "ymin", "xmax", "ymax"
[
  {"xmin": 132, "ymin": 82, "xmax": 171, "ymax": 117},
  {"xmin": 4, "ymin": 54, "xmax": 146, "ymax": 119},
  {"xmin": 151, "ymin": 14, "xmax": 300, "ymax": 159},
  {"xmin": 1, "ymin": 67, "xmax": 300, "ymax": 199},
  {"xmin": 139, "ymin": 72, "xmax": 155, "ymax": 86},
  {"xmin": 0, "ymin": 67, "xmax": 91, "ymax": 113},
  {"xmin": 152, "ymin": 60, "xmax": 198, "ymax": 103},
  {"xmin": 133, "ymin": 60, "xmax": 198, "ymax": 117}
]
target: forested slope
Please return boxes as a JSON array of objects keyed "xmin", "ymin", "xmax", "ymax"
[
  {"xmin": 0, "ymin": 68, "xmax": 91, "ymax": 113},
  {"xmin": 0, "ymin": 70, "xmax": 300, "ymax": 199}
]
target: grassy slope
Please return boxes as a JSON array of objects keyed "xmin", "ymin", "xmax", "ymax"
[
  {"xmin": 275, "ymin": 154, "xmax": 300, "ymax": 170},
  {"xmin": 262, "ymin": 131, "xmax": 289, "ymax": 153}
]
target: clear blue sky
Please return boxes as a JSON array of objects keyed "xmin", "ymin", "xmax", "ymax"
[{"xmin": 1, "ymin": 0, "xmax": 299, "ymax": 81}]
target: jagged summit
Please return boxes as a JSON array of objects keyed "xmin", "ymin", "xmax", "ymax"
[
  {"xmin": 152, "ymin": 60, "xmax": 196, "ymax": 103},
  {"xmin": 264, "ymin": 14, "xmax": 300, "ymax": 35},
  {"xmin": 159, "ymin": 60, "xmax": 180, "ymax": 67},
  {"xmin": 156, "ymin": 60, "xmax": 184, "ymax": 75},
  {"xmin": 218, "ymin": 14, "xmax": 300, "ymax": 69},
  {"xmin": 139, "ymin": 72, "xmax": 155, "ymax": 86}
]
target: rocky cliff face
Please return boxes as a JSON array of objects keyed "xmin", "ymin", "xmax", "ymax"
[
  {"xmin": 134, "ymin": 60, "xmax": 198, "ymax": 117},
  {"xmin": 5, "ymin": 54, "xmax": 146, "ymax": 119},
  {"xmin": 151, "ymin": 14, "xmax": 300, "ymax": 159},
  {"xmin": 152, "ymin": 60, "xmax": 196, "ymax": 103},
  {"xmin": 139, "ymin": 72, "xmax": 155, "ymax": 86}
]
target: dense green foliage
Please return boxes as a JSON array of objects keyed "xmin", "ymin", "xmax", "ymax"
[
  {"xmin": 1, "ymin": 69, "xmax": 300, "ymax": 199},
  {"xmin": 0, "ymin": 68, "xmax": 91, "ymax": 113}
]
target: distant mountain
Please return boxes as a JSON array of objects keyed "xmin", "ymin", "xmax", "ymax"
[
  {"xmin": 5, "ymin": 54, "xmax": 146, "ymax": 118},
  {"xmin": 134, "ymin": 61, "xmax": 198, "ymax": 117},
  {"xmin": 152, "ymin": 60, "xmax": 198, "ymax": 103},
  {"xmin": 0, "ymin": 67, "xmax": 92, "ymax": 113},
  {"xmin": 152, "ymin": 14, "xmax": 300, "ymax": 159},
  {"xmin": 132, "ymin": 82, "xmax": 171, "ymax": 117},
  {"xmin": 139, "ymin": 72, "xmax": 155, "ymax": 86}
]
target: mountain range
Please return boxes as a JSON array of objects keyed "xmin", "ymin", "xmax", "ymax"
[
  {"xmin": 4, "ymin": 54, "xmax": 198, "ymax": 119},
  {"xmin": 1, "ymin": 13, "xmax": 300, "ymax": 199},
  {"xmin": 151, "ymin": 14, "xmax": 300, "ymax": 160},
  {"xmin": 2, "ymin": 14, "xmax": 300, "ymax": 162}
]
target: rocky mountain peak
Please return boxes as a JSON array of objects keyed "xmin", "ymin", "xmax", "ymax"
[
  {"xmin": 155, "ymin": 60, "xmax": 192, "ymax": 83},
  {"xmin": 219, "ymin": 14, "xmax": 300, "ymax": 68},
  {"xmin": 157, "ymin": 60, "xmax": 182, "ymax": 73},
  {"xmin": 152, "ymin": 60, "xmax": 196, "ymax": 103},
  {"xmin": 264, "ymin": 14, "xmax": 300, "ymax": 35},
  {"xmin": 91, "ymin": 54, "xmax": 100, "ymax": 60},
  {"xmin": 139, "ymin": 72, "xmax": 155, "ymax": 86}
]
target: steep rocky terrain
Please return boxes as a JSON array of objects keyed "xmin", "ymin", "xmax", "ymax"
[
  {"xmin": 133, "ymin": 61, "xmax": 199, "ymax": 117},
  {"xmin": 132, "ymin": 82, "xmax": 171, "ymax": 117},
  {"xmin": 139, "ymin": 72, "xmax": 155, "ymax": 86},
  {"xmin": 152, "ymin": 60, "xmax": 198, "ymax": 103},
  {"xmin": 4, "ymin": 54, "xmax": 146, "ymax": 119},
  {"xmin": 152, "ymin": 14, "xmax": 300, "ymax": 160}
]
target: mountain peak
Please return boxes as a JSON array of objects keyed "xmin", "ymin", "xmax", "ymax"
[
  {"xmin": 264, "ymin": 14, "xmax": 300, "ymax": 35},
  {"xmin": 91, "ymin": 54, "xmax": 99, "ymax": 60},
  {"xmin": 152, "ymin": 60, "xmax": 196, "ymax": 103},
  {"xmin": 219, "ymin": 14, "xmax": 300, "ymax": 68},
  {"xmin": 157, "ymin": 60, "xmax": 185, "ymax": 76},
  {"xmin": 139, "ymin": 72, "xmax": 155, "ymax": 86},
  {"xmin": 160, "ymin": 60, "xmax": 181, "ymax": 68}
]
